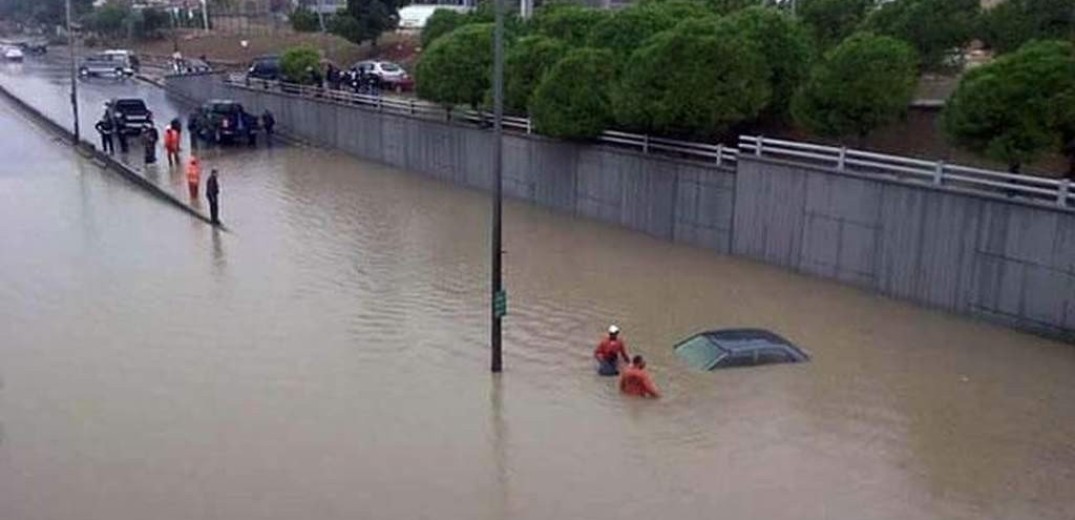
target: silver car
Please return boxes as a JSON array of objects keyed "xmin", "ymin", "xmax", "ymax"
[
  {"xmin": 351, "ymin": 60, "xmax": 414, "ymax": 91},
  {"xmin": 78, "ymin": 54, "xmax": 134, "ymax": 78}
]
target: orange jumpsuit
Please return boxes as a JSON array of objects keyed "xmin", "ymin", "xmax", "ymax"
[
  {"xmin": 620, "ymin": 365, "xmax": 660, "ymax": 398},
  {"xmin": 186, "ymin": 159, "xmax": 201, "ymax": 198}
]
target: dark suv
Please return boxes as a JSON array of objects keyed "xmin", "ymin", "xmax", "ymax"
[
  {"xmin": 105, "ymin": 98, "xmax": 152, "ymax": 136},
  {"xmin": 246, "ymin": 55, "xmax": 281, "ymax": 82},
  {"xmin": 196, "ymin": 100, "xmax": 258, "ymax": 145}
]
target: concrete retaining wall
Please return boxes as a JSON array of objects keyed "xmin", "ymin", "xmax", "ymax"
[
  {"xmin": 165, "ymin": 74, "xmax": 737, "ymax": 252},
  {"xmin": 733, "ymin": 156, "xmax": 1075, "ymax": 340},
  {"xmin": 166, "ymin": 74, "xmax": 1074, "ymax": 340}
]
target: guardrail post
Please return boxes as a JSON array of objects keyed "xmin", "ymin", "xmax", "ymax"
[
  {"xmin": 933, "ymin": 161, "xmax": 945, "ymax": 185},
  {"xmin": 1059, "ymin": 178, "xmax": 1070, "ymax": 207},
  {"xmin": 643, "ymin": 135, "xmax": 650, "ymax": 154},
  {"xmin": 526, "ymin": 118, "xmax": 532, "ymax": 134},
  {"xmin": 837, "ymin": 146, "xmax": 847, "ymax": 171},
  {"xmin": 716, "ymin": 144, "xmax": 723, "ymax": 167},
  {"xmin": 409, "ymin": 99, "xmax": 415, "ymax": 115},
  {"xmin": 755, "ymin": 136, "xmax": 764, "ymax": 157},
  {"xmin": 377, "ymin": 97, "xmax": 383, "ymax": 112}
]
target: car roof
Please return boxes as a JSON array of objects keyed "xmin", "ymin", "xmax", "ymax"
[{"xmin": 700, "ymin": 328, "xmax": 796, "ymax": 352}]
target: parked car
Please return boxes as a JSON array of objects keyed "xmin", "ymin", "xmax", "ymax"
[
  {"xmin": 173, "ymin": 58, "xmax": 211, "ymax": 74},
  {"xmin": 2, "ymin": 46, "xmax": 24, "ymax": 62},
  {"xmin": 17, "ymin": 40, "xmax": 47, "ymax": 54},
  {"xmin": 674, "ymin": 329, "xmax": 809, "ymax": 370},
  {"xmin": 351, "ymin": 60, "xmax": 414, "ymax": 92},
  {"xmin": 105, "ymin": 98, "xmax": 152, "ymax": 136},
  {"xmin": 247, "ymin": 55, "xmax": 281, "ymax": 82},
  {"xmin": 78, "ymin": 54, "xmax": 133, "ymax": 78},
  {"xmin": 197, "ymin": 100, "xmax": 258, "ymax": 145}
]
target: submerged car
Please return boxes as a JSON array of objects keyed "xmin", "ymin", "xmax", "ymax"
[
  {"xmin": 196, "ymin": 100, "xmax": 258, "ymax": 145},
  {"xmin": 674, "ymin": 329, "xmax": 809, "ymax": 370}
]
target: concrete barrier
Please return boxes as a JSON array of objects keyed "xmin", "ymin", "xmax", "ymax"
[
  {"xmin": 0, "ymin": 81, "xmax": 215, "ymax": 227},
  {"xmin": 733, "ymin": 156, "xmax": 1075, "ymax": 340}
]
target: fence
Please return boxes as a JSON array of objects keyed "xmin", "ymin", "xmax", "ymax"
[
  {"xmin": 740, "ymin": 135, "xmax": 1072, "ymax": 209},
  {"xmin": 218, "ymin": 75, "xmax": 737, "ymax": 167}
]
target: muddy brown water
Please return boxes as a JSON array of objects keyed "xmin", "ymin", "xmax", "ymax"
[{"xmin": 1, "ymin": 70, "xmax": 1074, "ymax": 520}]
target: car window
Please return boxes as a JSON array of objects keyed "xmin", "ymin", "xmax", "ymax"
[
  {"xmin": 115, "ymin": 100, "xmax": 147, "ymax": 111},
  {"xmin": 674, "ymin": 335, "xmax": 724, "ymax": 370},
  {"xmin": 715, "ymin": 352, "xmax": 755, "ymax": 368},
  {"xmin": 755, "ymin": 349, "xmax": 793, "ymax": 365},
  {"xmin": 380, "ymin": 63, "xmax": 401, "ymax": 72}
]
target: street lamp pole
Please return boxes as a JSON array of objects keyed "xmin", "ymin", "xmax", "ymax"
[
  {"xmin": 201, "ymin": 0, "xmax": 210, "ymax": 31},
  {"xmin": 65, "ymin": 0, "xmax": 79, "ymax": 143},
  {"xmin": 490, "ymin": 0, "xmax": 505, "ymax": 373}
]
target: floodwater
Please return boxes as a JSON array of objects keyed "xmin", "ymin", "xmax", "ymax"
[{"xmin": 2, "ymin": 62, "xmax": 1075, "ymax": 520}]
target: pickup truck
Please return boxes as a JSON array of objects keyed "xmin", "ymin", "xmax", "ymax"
[
  {"xmin": 106, "ymin": 98, "xmax": 152, "ymax": 136},
  {"xmin": 196, "ymin": 100, "xmax": 258, "ymax": 145}
]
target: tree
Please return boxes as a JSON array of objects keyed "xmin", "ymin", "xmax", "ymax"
[
  {"xmin": 503, "ymin": 35, "xmax": 568, "ymax": 114},
  {"xmin": 797, "ymin": 0, "xmax": 873, "ymax": 49},
  {"xmin": 613, "ymin": 19, "xmax": 772, "ymax": 138},
  {"xmin": 705, "ymin": 0, "xmax": 763, "ymax": 15},
  {"xmin": 727, "ymin": 6, "xmax": 815, "ymax": 120},
  {"xmin": 586, "ymin": 3, "xmax": 678, "ymax": 64},
  {"xmin": 942, "ymin": 40, "xmax": 1075, "ymax": 172},
  {"xmin": 421, "ymin": 8, "xmax": 467, "ymax": 48},
  {"xmin": 531, "ymin": 48, "xmax": 617, "ymax": 140},
  {"xmin": 415, "ymin": 23, "xmax": 494, "ymax": 108},
  {"xmin": 83, "ymin": 3, "xmax": 129, "ymax": 37},
  {"xmin": 634, "ymin": 0, "xmax": 712, "ymax": 20},
  {"xmin": 532, "ymin": 4, "xmax": 609, "ymax": 46},
  {"xmin": 977, "ymin": 0, "xmax": 1075, "ymax": 55},
  {"xmin": 280, "ymin": 45, "xmax": 322, "ymax": 84},
  {"xmin": 332, "ymin": 0, "xmax": 399, "ymax": 46},
  {"xmin": 290, "ymin": 6, "xmax": 321, "ymax": 32},
  {"xmin": 792, "ymin": 32, "xmax": 918, "ymax": 140},
  {"xmin": 864, "ymin": 0, "xmax": 979, "ymax": 69},
  {"xmin": 1, "ymin": 0, "xmax": 92, "ymax": 28}
]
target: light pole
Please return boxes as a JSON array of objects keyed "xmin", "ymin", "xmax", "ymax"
[
  {"xmin": 201, "ymin": 0, "xmax": 210, "ymax": 31},
  {"xmin": 65, "ymin": 0, "xmax": 79, "ymax": 143},
  {"xmin": 490, "ymin": 0, "xmax": 505, "ymax": 373}
]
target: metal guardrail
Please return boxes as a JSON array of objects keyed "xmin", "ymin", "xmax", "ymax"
[
  {"xmin": 214, "ymin": 74, "xmax": 736, "ymax": 167},
  {"xmin": 740, "ymin": 135, "xmax": 1072, "ymax": 208}
]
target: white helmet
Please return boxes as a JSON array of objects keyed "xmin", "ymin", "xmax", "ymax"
[{"xmin": 608, "ymin": 325, "xmax": 620, "ymax": 335}]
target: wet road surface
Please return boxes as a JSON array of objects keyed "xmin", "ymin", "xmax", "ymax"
[{"xmin": 1, "ymin": 57, "xmax": 1074, "ymax": 520}]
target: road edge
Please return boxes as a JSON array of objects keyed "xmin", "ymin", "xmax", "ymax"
[{"xmin": 0, "ymin": 81, "xmax": 219, "ymax": 228}]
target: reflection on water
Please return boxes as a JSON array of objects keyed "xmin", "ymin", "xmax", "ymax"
[{"xmin": 1, "ymin": 71, "xmax": 1074, "ymax": 520}]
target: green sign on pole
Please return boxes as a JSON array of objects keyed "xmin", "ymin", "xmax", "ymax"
[{"xmin": 494, "ymin": 290, "xmax": 508, "ymax": 318}]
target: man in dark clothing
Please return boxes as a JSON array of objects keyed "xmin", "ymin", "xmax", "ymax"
[
  {"xmin": 261, "ymin": 109, "xmax": 275, "ymax": 144},
  {"xmin": 141, "ymin": 123, "xmax": 159, "ymax": 164},
  {"xmin": 187, "ymin": 111, "xmax": 200, "ymax": 149},
  {"xmin": 206, "ymin": 169, "xmax": 221, "ymax": 225},
  {"xmin": 117, "ymin": 124, "xmax": 129, "ymax": 154},
  {"xmin": 95, "ymin": 115, "xmax": 115, "ymax": 155}
]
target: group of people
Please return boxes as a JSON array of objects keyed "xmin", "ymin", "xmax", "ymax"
[
  {"xmin": 312, "ymin": 64, "xmax": 384, "ymax": 96},
  {"xmin": 594, "ymin": 325, "xmax": 661, "ymax": 399},
  {"xmin": 94, "ymin": 110, "xmax": 223, "ymax": 226}
]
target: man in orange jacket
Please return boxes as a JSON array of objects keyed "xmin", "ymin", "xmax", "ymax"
[
  {"xmin": 164, "ymin": 125, "xmax": 181, "ymax": 167},
  {"xmin": 186, "ymin": 156, "xmax": 201, "ymax": 199},
  {"xmin": 620, "ymin": 355, "xmax": 661, "ymax": 398}
]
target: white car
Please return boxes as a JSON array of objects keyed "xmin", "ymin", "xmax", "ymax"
[
  {"xmin": 3, "ymin": 47, "xmax": 24, "ymax": 62},
  {"xmin": 351, "ymin": 60, "xmax": 414, "ymax": 91}
]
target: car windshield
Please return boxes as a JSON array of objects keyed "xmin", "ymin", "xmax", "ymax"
[
  {"xmin": 114, "ymin": 100, "xmax": 147, "ymax": 112},
  {"xmin": 380, "ymin": 63, "xmax": 401, "ymax": 72},
  {"xmin": 209, "ymin": 103, "xmax": 240, "ymax": 114},
  {"xmin": 674, "ymin": 335, "xmax": 726, "ymax": 370}
]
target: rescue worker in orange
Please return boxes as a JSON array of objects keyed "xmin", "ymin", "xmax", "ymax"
[
  {"xmin": 620, "ymin": 355, "xmax": 661, "ymax": 398},
  {"xmin": 594, "ymin": 324, "xmax": 630, "ymax": 376},
  {"xmin": 164, "ymin": 124, "xmax": 181, "ymax": 167},
  {"xmin": 186, "ymin": 156, "xmax": 201, "ymax": 199}
]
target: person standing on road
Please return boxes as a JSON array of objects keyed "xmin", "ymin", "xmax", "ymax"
[
  {"xmin": 206, "ymin": 169, "xmax": 221, "ymax": 225},
  {"xmin": 187, "ymin": 111, "xmax": 200, "ymax": 150},
  {"xmin": 261, "ymin": 109, "xmax": 275, "ymax": 144},
  {"xmin": 141, "ymin": 122, "xmax": 159, "ymax": 165},
  {"xmin": 594, "ymin": 325, "xmax": 630, "ymax": 376},
  {"xmin": 164, "ymin": 124, "xmax": 181, "ymax": 167},
  {"xmin": 186, "ymin": 156, "xmax": 202, "ymax": 199},
  {"xmin": 620, "ymin": 356, "xmax": 661, "ymax": 399},
  {"xmin": 95, "ymin": 114, "xmax": 115, "ymax": 155}
]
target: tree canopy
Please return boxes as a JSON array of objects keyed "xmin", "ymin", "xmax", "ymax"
[
  {"xmin": 420, "ymin": 8, "xmax": 467, "ymax": 49},
  {"xmin": 613, "ymin": 19, "xmax": 771, "ymax": 138},
  {"xmin": 531, "ymin": 3, "xmax": 609, "ymax": 46},
  {"xmin": 864, "ymin": 0, "xmax": 979, "ymax": 69},
  {"xmin": 415, "ymin": 23, "xmax": 494, "ymax": 108},
  {"xmin": 531, "ymin": 48, "xmax": 617, "ymax": 140},
  {"xmin": 280, "ymin": 45, "xmax": 322, "ymax": 84},
  {"xmin": 503, "ymin": 35, "xmax": 569, "ymax": 114},
  {"xmin": 332, "ymin": 0, "xmax": 399, "ymax": 46},
  {"xmin": 797, "ymin": 0, "xmax": 873, "ymax": 49},
  {"xmin": 977, "ymin": 0, "xmax": 1075, "ymax": 54},
  {"xmin": 586, "ymin": 3, "xmax": 679, "ymax": 64},
  {"xmin": 791, "ymin": 32, "xmax": 918, "ymax": 139},
  {"xmin": 942, "ymin": 40, "xmax": 1075, "ymax": 171},
  {"xmin": 726, "ymin": 6, "xmax": 815, "ymax": 119}
]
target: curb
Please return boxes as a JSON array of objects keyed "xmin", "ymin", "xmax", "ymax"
[{"xmin": 0, "ymin": 82, "xmax": 218, "ymax": 228}]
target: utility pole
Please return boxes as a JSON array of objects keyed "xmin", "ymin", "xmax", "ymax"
[
  {"xmin": 201, "ymin": 0, "xmax": 210, "ymax": 31},
  {"xmin": 316, "ymin": 0, "xmax": 327, "ymax": 33},
  {"xmin": 490, "ymin": 0, "xmax": 505, "ymax": 373},
  {"xmin": 65, "ymin": 0, "xmax": 79, "ymax": 143}
]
